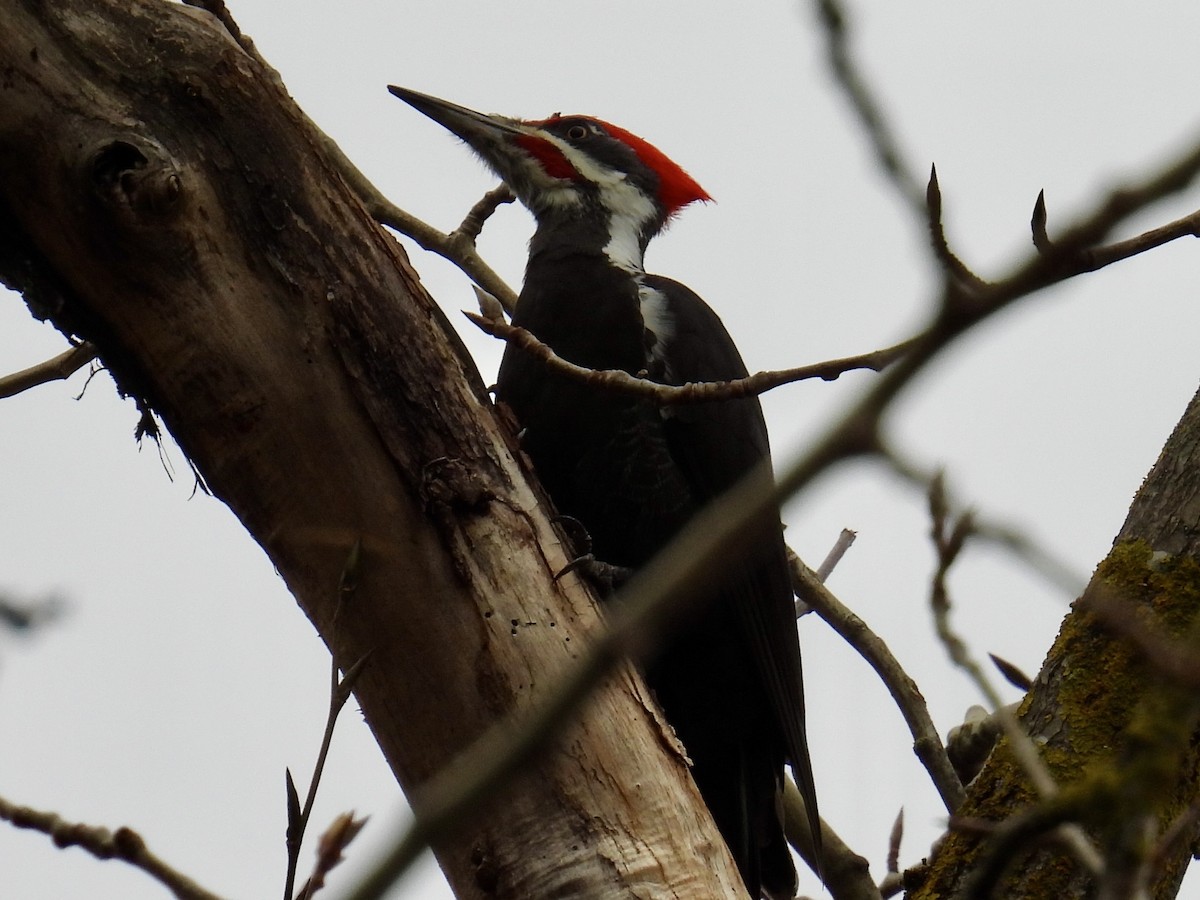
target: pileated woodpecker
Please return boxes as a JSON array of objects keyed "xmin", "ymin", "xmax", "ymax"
[{"xmin": 390, "ymin": 86, "xmax": 819, "ymax": 899}]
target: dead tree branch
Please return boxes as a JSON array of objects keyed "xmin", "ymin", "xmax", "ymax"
[
  {"xmin": 0, "ymin": 794, "xmax": 224, "ymax": 900},
  {"xmin": 813, "ymin": 0, "xmax": 925, "ymax": 215},
  {"xmin": 0, "ymin": 342, "xmax": 96, "ymax": 399},
  {"xmin": 465, "ymin": 308, "xmax": 914, "ymax": 402},
  {"xmin": 790, "ymin": 551, "xmax": 966, "ymax": 814}
]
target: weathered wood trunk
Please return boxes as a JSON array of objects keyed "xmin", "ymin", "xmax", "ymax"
[{"xmin": 0, "ymin": 1, "xmax": 747, "ymax": 896}]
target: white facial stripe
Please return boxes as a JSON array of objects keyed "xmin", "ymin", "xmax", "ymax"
[{"xmin": 531, "ymin": 131, "xmax": 658, "ymax": 271}]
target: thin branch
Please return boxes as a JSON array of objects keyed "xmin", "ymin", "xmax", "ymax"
[
  {"xmin": 925, "ymin": 476, "xmax": 1105, "ymax": 877},
  {"xmin": 0, "ymin": 342, "xmax": 97, "ymax": 399},
  {"xmin": 1031, "ymin": 190, "xmax": 1052, "ymax": 253},
  {"xmin": 926, "ymin": 474, "xmax": 1054, "ymax": 798},
  {"xmin": 295, "ymin": 812, "xmax": 369, "ymax": 900},
  {"xmin": 813, "ymin": 0, "xmax": 925, "ymax": 215},
  {"xmin": 925, "ymin": 165, "xmax": 988, "ymax": 291},
  {"xmin": 0, "ymin": 793, "xmax": 224, "ymax": 900},
  {"xmin": 455, "ymin": 185, "xmax": 515, "ymax": 244},
  {"xmin": 815, "ymin": 528, "xmax": 857, "ymax": 583},
  {"xmin": 1032, "ymin": 133, "xmax": 1200, "ymax": 258},
  {"xmin": 881, "ymin": 443, "xmax": 1087, "ymax": 598},
  {"xmin": 284, "ymin": 543, "xmax": 371, "ymax": 900},
  {"xmin": 789, "ymin": 550, "xmax": 966, "ymax": 813},
  {"xmin": 310, "ymin": 128, "xmax": 521, "ymax": 315},
  {"xmin": 465, "ymin": 308, "xmax": 914, "ymax": 404},
  {"xmin": 877, "ymin": 808, "xmax": 904, "ymax": 897},
  {"xmin": 780, "ymin": 778, "xmax": 878, "ymax": 900},
  {"xmin": 1055, "ymin": 202, "xmax": 1200, "ymax": 274},
  {"xmin": 814, "ymin": 140, "xmax": 1200, "ymax": 479}
]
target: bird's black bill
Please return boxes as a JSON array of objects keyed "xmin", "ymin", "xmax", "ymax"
[{"xmin": 387, "ymin": 85, "xmax": 523, "ymax": 142}]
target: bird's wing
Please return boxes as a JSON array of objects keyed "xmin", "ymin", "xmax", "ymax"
[{"xmin": 645, "ymin": 274, "xmax": 821, "ymax": 852}]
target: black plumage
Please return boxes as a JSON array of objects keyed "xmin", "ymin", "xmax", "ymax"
[{"xmin": 390, "ymin": 86, "xmax": 818, "ymax": 898}]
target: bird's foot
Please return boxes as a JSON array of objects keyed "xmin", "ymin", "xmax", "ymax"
[
  {"xmin": 551, "ymin": 515, "xmax": 633, "ymax": 595},
  {"xmin": 555, "ymin": 553, "xmax": 633, "ymax": 595}
]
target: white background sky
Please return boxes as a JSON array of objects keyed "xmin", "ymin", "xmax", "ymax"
[{"xmin": 4, "ymin": 2, "xmax": 1200, "ymax": 898}]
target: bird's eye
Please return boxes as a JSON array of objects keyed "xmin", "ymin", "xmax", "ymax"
[{"xmin": 566, "ymin": 124, "xmax": 588, "ymax": 141}]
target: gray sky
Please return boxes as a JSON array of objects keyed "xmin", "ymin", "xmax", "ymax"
[{"xmin": 4, "ymin": 2, "xmax": 1200, "ymax": 898}]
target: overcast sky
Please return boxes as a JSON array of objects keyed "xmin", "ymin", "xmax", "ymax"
[{"xmin": 4, "ymin": 2, "xmax": 1200, "ymax": 898}]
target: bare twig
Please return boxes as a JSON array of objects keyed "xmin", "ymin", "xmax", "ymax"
[
  {"xmin": 925, "ymin": 166, "xmax": 988, "ymax": 291},
  {"xmin": 0, "ymin": 793, "xmax": 224, "ymax": 900},
  {"xmin": 815, "ymin": 528, "xmax": 857, "ymax": 583},
  {"xmin": 925, "ymin": 476, "xmax": 1104, "ymax": 877},
  {"xmin": 313, "ymin": 128, "xmax": 521, "ymax": 314},
  {"xmin": 1031, "ymin": 190, "xmax": 1052, "ymax": 253},
  {"xmin": 796, "ymin": 529, "xmax": 858, "ymax": 616},
  {"xmin": 780, "ymin": 779, "xmax": 877, "ymax": 900},
  {"xmin": 813, "ymin": 0, "xmax": 925, "ymax": 214},
  {"xmin": 927, "ymin": 475, "xmax": 1052, "ymax": 795},
  {"xmin": 465, "ymin": 309, "xmax": 913, "ymax": 403},
  {"xmin": 284, "ymin": 544, "xmax": 371, "ymax": 900},
  {"xmin": 455, "ymin": 186, "xmax": 515, "ymax": 244},
  {"xmin": 0, "ymin": 342, "xmax": 97, "ymax": 399},
  {"xmin": 988, "ymin": 653, "xmax": 1034, "ymax": 692},
  {"xmin": 789, "ymin": 550, "xmax": 966, "ymax": 813},
  {"xmin": 877, "ymin": 808, "xmax": 904, "ymax": 897},
  {"xmin": 881, "ymin": 443, "xmax": 1086, "ymax": 598},
  {"xmin": 1031, "ymin": 134, "xmax": 1200, "ymax": 256},
  {"xmin": 1149, "ymin": 801, "xmax": 1200, "ymax": 873},
  {"xmin": 1074, "ymin": 204, "xmax": 1200, "ymax": 274},
  {"xmin": 295, "ymin": 812, "xmax": 369, "ymax": 900}
]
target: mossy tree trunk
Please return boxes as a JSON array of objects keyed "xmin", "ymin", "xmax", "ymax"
[{"xmin": 913, "ymin": 386, "xmax": 1200, "ymax": 898}]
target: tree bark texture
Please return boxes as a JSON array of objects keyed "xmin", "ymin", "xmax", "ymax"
[
  {"xmin": 912, "ymin": 386, "xmax": 1200, "ymax": 898},
  {"xmin": 0, "ymin": 1, "xmax": 749, "ymax": 896}
]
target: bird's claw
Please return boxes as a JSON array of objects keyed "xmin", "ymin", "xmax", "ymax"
[
  {"xmin": 555, "ymin": 554, "xmax": 633, "ymax": 595},
  {"xmin": 551, "ymin": 514, "xmax": 593, "ymax": 556}
]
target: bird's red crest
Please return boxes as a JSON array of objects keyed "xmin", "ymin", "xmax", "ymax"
[
  {"xmin": 595, "ymin": 119, "xmax": 712, "ymax": 215},
  {"xmin": 523, "ymin": 114, "xmax": 712, "ymax": 216}
]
